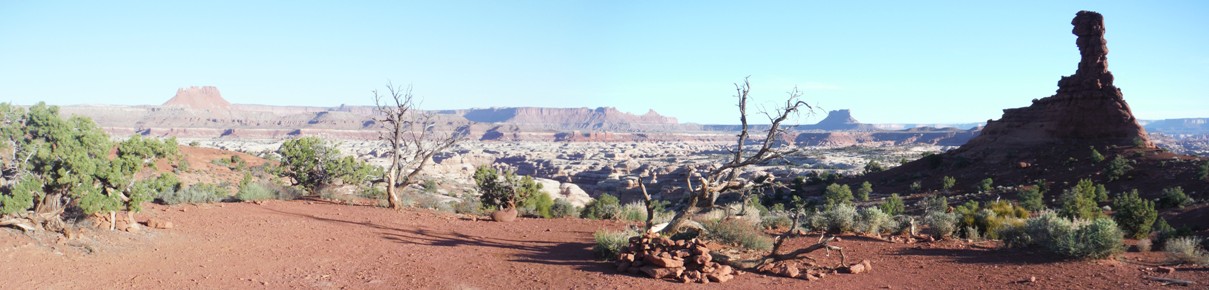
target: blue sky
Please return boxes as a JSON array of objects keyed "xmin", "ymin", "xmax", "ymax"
[{"xmin": 1, "ymin": 1, "xmax": 1205, "ymax": 124}]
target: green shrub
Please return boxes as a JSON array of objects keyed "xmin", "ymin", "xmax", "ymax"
[
  {"xmin": 922, "ymin": 195, "xmax": 949, "ymax": 213},
  {"xmin": 822, "ymin": 204, "xmax": 857, "ymax": 233},
  {"xmin": 475, "ymin": 166, "xmax": 543, "ymax": 211},
  {"xmin": 1090, "ymin": 147, "xmax": 1105, "ymax": 163},
  {"xmin": 1106, "ymin": 156, "xmax": 1132, "ymax": 181},
  {"xmin": 580, "ymin": 193, "xmax": 621, "ymax": 220},
  {"xmin": 1018, "ymin": 187, "xmax": 1045, "ymax": 211},
  {"xmin": 856, "ymin": 207, "xmax": 891, "ymax": 235},
  {"xmin": 358, "ymin": 185, "xmax": 386, "ymax": 200},
  {"xmin": 1158, "ymin": 186, "xmax": 1192, "ymax": 209},
  {"xmin": 979, "ymin": 178, "xmax": 994, "ymax": 193},
  {"xmin": 1001, "ymin": 211, "xmax": 1123, "ymax": 259},
  {"xmin": 1164, "ymin": 237, "xmax": 1209, "ymax": 266},
  {"xmin": 857, "ymin": 181, "xmax": 872, "ymax": 202},
  {"xmin": 236, "ymin": 182, "xmax": 275, "ymax": 202},
  {"xmin": 879, "ymin": 193, "xmax": 905, "ymax": 216},
  {"xmin": 1060, "ymin": 179, "xmax": 1102, "ymax": 219},
  {"xmin": 1112, "ymin": 189, "xmax": 1157, "ymax": 239},
  {"xmin": 760, "ymin": 211, "xmax": 794, "ymax": 230},
  {"xmin": 550, "ymin": 199, "xmax": 578, "ymax": 218},
  {"xmin": 1199, "ymin": 161, "xmax": 1209, "ymax": 181},
  {"xmin": 823, "ymin": 183, "xmax": 854, "ymax": 209},
  {"xmin": 620, "ymin": 201, "xmax": 648, "ymax": 222},
  {"xmin": 910, "ymin": 181, "xmax": 922, "ymax": 193},
  {"xmin": 1094, "ymin": 184, "xmax": 1109, "ymax": 203},
  {"xmin": 863, "ymin": 160, "xmax": 884, "ymax": 174},
  {"xmin": 451, "ymin": 197, "xmax": 484, "ymax": 215},
  {"xmin": 941, "ymin": 176, "xmax": 956, "ymax": 192},
  {"xmin": 592, "ymin": 229, "xmax": 639, "ymax": 260},
  {"xmin": 703, "ymin": 218, "xmax": 773, "ymax": 251},
  {"xmin": 520, "ymin": 192, "xmax": 555, "ymax": 218},
  {"xmin": 160, "ymin": 183, "xmax": 226, "ymax": 205},
  {"xmin": 924, "ymin": 211, "xmax": 958, "ymax": 238}
]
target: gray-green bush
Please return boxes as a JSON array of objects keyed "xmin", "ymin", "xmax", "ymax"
[
  {"xmin": 702, "ymin": 218, "xmax": 773, "ymax": 251},
  {"xmin": 550, "ymin": 199, "xmax": 578, "ymax": 218},
  {"xmin": 159, "ymin": 183, "xmax": 226, "ymax": 205},
  {"xmin": 580, "ymin": 193, "xmax": 621, "ymax": 220},
  {"xmin": 856, "ymin": 207, "xmax": 891, "ymax": 235},
  {"xmin": 822, "ymin": 204, "xmax": 858, "ymax": 233},
  {"xmin": 924, "ymin": 211, "xmax": 958, "ymax": 238},
  {"xmin": 592, "ymin": 229, "xmax": 639, "ymax": 260},
  {"xmin": 1000, "ymin": 211, "xmax": 1123, "ymax": 259},
  {"xmin": 1164, "ymin": 236, "xmax": 1209, "ymax": 266}
]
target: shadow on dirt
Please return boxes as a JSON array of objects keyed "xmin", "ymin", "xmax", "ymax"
[
  {"xmin": 893, "ymin": 246, "xmax": 1068, "ymax": 265},
  {"xmin": 262, "ymin": 206, "xmax": 613, "ymax": 275}
]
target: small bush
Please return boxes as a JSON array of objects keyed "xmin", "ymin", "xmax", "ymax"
[
  {"xmin": 879, "ymin": 193, "xmax": 905, "ymax": 216},
  {"xmin": 1164, "ymin": 237, "xmax": 1209, "ymax": 266},
  {"xmin": 1112, "ymin": 189, "xmax": 1157, "ymax": 239},
  {"xmin": 520, "ymin": 192, "xmax": 555, "ymax": 218},
  {"xmin": 159, "ymin": 183, "xmax": 226, "ymax": 205},
  {"xmin": 236, "ymin": 182, "xmax": 275, "ymax": 202},
  {"xmin": 703, "ymin": 218, "xmax": 773, "ymax": 251},
  {"xmin": 857, "ymin": 181, "xmax": 872, "ymax": 202},
  {"xmin": 620, "ymin": 201, "xmax": 648, "ymax": 222},
  {"xmin": 822, "ymin": 204, "xmax": 858, "ymax": 233},
  {"xmin": 550, "ymin": 199, "xmax": 578, "ymax": 218},
  {"xmin": 760, "ymin": 211, "xmax": 794, "ymax": 230},
  {"xmin": 580, "ymin": 193, "xmax": 621, "ymax": 220},
  {"xmin": 1001, "ymin": 211, "xmax": 1123, "ymax": 259},
  {"xmin": 592, "ymin": 229, "xmax": 639, "ymax": 260},
  {"xmin": 1199, "ymin": 161, "xmax": 1209, "ymax": 181},
  {"xmin": 979, "ymin": 178, "xmax": 993, "ymax": 193},
  {"xmin": 451, "ymin": 197, "xmax": 483, "ymax": 215},
  {"xmin": 1060, "ymin": 179, "xmax": 1102, "ymax": 219},
  {"xmin": 1090, "ymin": 147, "xmax": 1105, "ymax": 163},
  {"xmin": 823, "ymin": 183, "xmax": 854, "ymax": 209},
  {"xmin": 942, "ymin": 176, "xmax": 956, "ymax": 192},
  {"xmin": 1158, "ymin": 187, "xmax": 1192, "ymax": 209},
  {"xmin": 922, "ymin": 195, "xmax": 949, "ymax": 213},
  {"xmin": 855, "ymin": 207, "xmax": 890, "ymax": 235},
  {"xmin": 1018, "ymin": 187, "xmax": 1045, "ymax": 212},
  {"xmin": 1106, "ymin": 156, "xmax": 1132, "ymax": 181},
  {"xmin": 1136, "ymin": 239, "xmax": 1152, "ymax": 252},
  {"xmin": 924, "ymin": 211, "xmax": 958, "ymax": 238},
  {"xmin": 357, "ymin": 185, "xmax": 386, "ymax": 200},
  {"xmin": 910, "ymin": 181, "xmax": 922, "ymax": 193}
]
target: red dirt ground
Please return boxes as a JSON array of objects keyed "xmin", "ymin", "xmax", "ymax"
[{"xmin": 2, "ymin": 200, "xmax": 1206, "ymax": 289}]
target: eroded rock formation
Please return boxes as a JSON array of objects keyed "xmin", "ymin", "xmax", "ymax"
[
  {"xmin": 956, "ymin": 10, "xmax": 1150, "ymax": 155},
  {"xmin": 162, "ymin": 86, "xmax": 231, "ymax": 110}
]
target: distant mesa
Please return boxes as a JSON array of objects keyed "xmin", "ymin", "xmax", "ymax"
[
  {"xmin": 162, "ymin": 86, "xmax": 232, "ymax": 110},
  {"xmin": 804, "ymin": 109, "xmax": 872, "ymax": 131}
]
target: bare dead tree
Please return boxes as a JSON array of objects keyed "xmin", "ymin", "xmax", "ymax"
[
  {"xmin": 373, "ymin": 83, "xmax": 465, "ymax": 210},
  {"xmin": 659, "ymin": 77, "xmax": 813, "ymax": 235}
]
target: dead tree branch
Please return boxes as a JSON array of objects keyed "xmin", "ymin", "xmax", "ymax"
[{"xmin": 374, "ymin": 82, "xmax": 465, "ymax": 210}]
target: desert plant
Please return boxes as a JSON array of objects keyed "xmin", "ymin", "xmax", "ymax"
[
  {"xmin": 910, "ymin": 181, "xmax": 922, "ymax": 193},
  {"xmin": 856, "ymin": 181, "xmax": 873, "ymax": 202},
  {"xmin": 1200, "ymin": 161, "xmax": 1209, "ymax": 181},
  {"xmin": 864, "ymin": 160, "xmax": 885, "ymax": 174},
  {"xmin": 620, "ymin": 201, "xmax": 648, "ymax": 222},
  {"xmin": 821, "ymin": 203, "xmax": 858, "ymax": 233},
  {"xmin": 1001, "ymin": 211, "xmax": 1123, "ymax": 259},
  {"xmin": 823, "ymin": 183, "xmax": 854, "ymax": 209},
  {"xmin": 520, "ymin": 191, "xmax": 555, "ymax": 218},
  {"xmin": 1164, "ymin": 237, "xmax": 1209, "ymax": 266},
  {"xmin": 1112, "ymin": 189, "xmax": 1157, "ymax": 239},
  {"xmin": 879, "ymin": 193, "xmax": 905, "ymax": 215},
  {"xmin": 450, "ymin": 197, "xmax": 484, "ymax": 215},
  {"xmin": 1018, "ymin": 187, "xmax": 1045, "ymax": 211},
  {"xmin": 475, "ymin": 166, "xmax": 542, "ymax": 211},
  {"xmin": 373, "ymin": 83, "xmax": 464, "ymax": 210},
  {"xmin": 1106, "ymin": 155, "xmax": 1132, "ymax": 181},
  {"xmin": 702, "ymin": 218, "xmax": 773, "ymax": 251},
  {"xmin": 924, "ymin": 211, "xmax": 958, "ymax": 238},
  {"xmin": 922, "ymin": 195, "xmax": 949, "ymax": 213},
  {"xmin": 1060, "ymin": 179, "xmax": 1102, "ymax": 219},
  {"xmin": 277, "ymin": 136, "xmax": 381, "ymax": 194},
  {"xmin": 856, "ymin": 206, "xmax": 891, "ymax": 235},
  {"xmin": 1158, "ymin": 186, "xmax": 1192, "ymax": 209},
  {"xmin": 1136, "ymin": 238, "xmax": 1153, "ymax": 252},
  {"xmin": 160, "ymin": 183, "xmax": 226, "ymax": 205},
  {"xmin": 580, "ymin": 193, "xmax": 621, "ymax": 220},
  {"xmin": 760, "ymin": 211, "xmax": 794, "ymax": 230},
  {"xmin": 236, "ymin": 182, "xmax": 275, "ymax": 202},
  {"xmin": 1094, "ymin": 184, "xmax": 1109, "ymax": 203},
  {"xmin": 549, "ymin": 199, "xmax": 578, "ymax": 218},
  {"xmin": 592, "ymin": 228, "xmax": 640, "ymax": 260},
  {"xmin": 1090, "ymin": 146, "xmax": 1105, "ymax": 163},
  {"xmin": 941, "ymin": 176, "xmax": 956, "ymax": 193},
  {"xmin": 979, "ymin": 178, "xmax": 994, "ymax": 193}
]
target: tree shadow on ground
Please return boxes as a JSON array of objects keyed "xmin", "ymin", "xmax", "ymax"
[
  {"xmin": 262, "ymin": 206, "xmax": 613, "ymax": 274},
  {"xmin": 893, "ymin": 246, "xmax": 1070, "ymax": 265}
]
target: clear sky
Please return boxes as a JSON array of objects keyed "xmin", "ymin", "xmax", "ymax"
[{"xmin": 1, "ymin": 1, "xmax": 1205, "ymax": 124}]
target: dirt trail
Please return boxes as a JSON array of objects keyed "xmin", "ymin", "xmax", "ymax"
[{"xmin": 2, "ymin": 200, "xmax": 1205, "ymax": 289}]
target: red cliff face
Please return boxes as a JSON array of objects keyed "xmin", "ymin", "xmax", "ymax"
[
  {"xmin": 162, "ymin": 86, "xmax": 232, "ymax": 110},
  {"xmin": 955, "ymin": 10, "xmax": 1151, "ymax": 157}
]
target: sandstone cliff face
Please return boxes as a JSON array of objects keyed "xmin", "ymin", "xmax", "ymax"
[
  {"xmin": 162, "ymin": 86, "xmax": 231, "ymax": 110},
  {"xmin": 455, "ymin": 107, "xmax": 680, "ymax": 131},
  {"xmin": 956, "ymin": 10, "xmax": 1150, "ymax": 153}
]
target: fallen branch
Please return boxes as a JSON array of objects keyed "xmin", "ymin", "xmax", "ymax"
[
  {"xmin": 1145, "ymin": 276, "xmax": 1195, "ymax": 286},
  {"xmin": 0, "ymin": 218, "xmax": 36, "ymax": 232}
]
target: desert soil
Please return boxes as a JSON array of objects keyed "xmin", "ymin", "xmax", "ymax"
[{"xmin": 2, "ymin": 200, "xmax": 1205, "ymax": 289}]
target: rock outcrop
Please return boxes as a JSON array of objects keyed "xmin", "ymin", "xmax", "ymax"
[
  {"xmin": 163, "ymin": 86, "xmax": 231, "ymax": 110},
  {"xmin": 955, "ymin": 10, "xmax": 1151, "ymax": 157}
]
